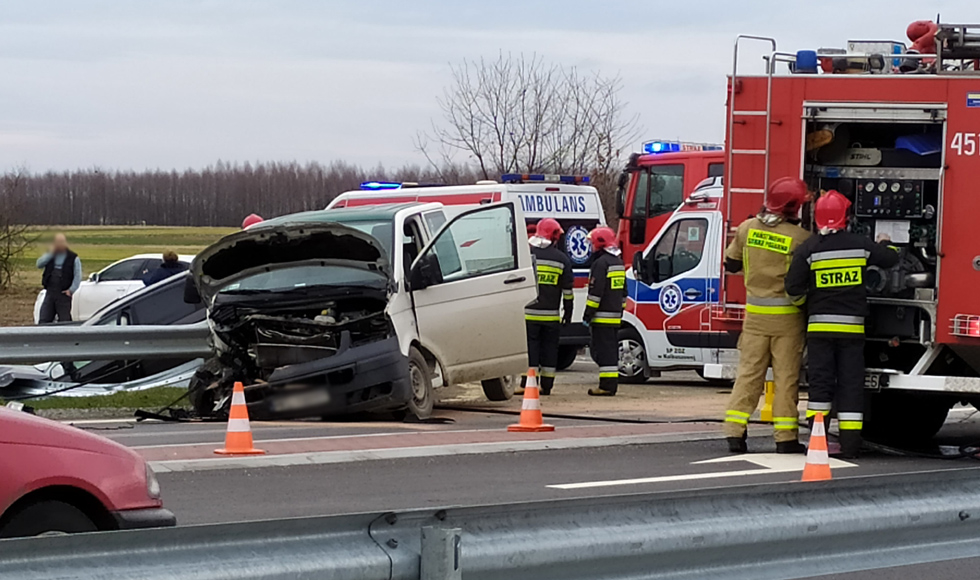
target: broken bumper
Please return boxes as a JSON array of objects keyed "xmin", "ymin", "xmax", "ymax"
[{"xmin": 249, "ymin": 336, "xmax": 411, "ymax": 419}]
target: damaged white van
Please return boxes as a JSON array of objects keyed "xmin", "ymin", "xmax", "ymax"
[{"xmin": 188, "ymin": 201, "xmax": 537, "ymax": 420}]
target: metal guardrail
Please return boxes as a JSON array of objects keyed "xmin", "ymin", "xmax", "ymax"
[
  {"xmin": 3, "ymin": 468, "xmax": 980, "ymax": 579},
  {"xmin": 0, "ymin": 322, "xmax": 212, "ymax": 364}
]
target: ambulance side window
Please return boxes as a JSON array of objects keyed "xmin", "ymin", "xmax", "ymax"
[
  {"xmin": 646, "ymin": 218, "xmax": 708, "ymax": 282},
  {"xmin": 708, "ymin": 163, "xmax": 725, "ymax": 178}
]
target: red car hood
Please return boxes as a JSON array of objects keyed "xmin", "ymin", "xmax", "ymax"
[{"xmin": 0, "ymin": 407, "xmax": 136, "ymax": 459}]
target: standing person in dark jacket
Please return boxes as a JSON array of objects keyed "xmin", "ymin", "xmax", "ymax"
[
  {"xmin": 519, "ymin": 218, "xmax": 574, "ymax": 396},
  {"xmin": 583, "ymin": 226, "xmax": 625, "ymax": 397},
  {"xmin": 36, "ymin": 233, "xmax": 81, "ymax": 324},
  {"xmin": 143, "ymin": 250, "xmax": 188, "ymax": 286},
  {"xmin": 785, "ymin": 190, "xmax": 900, "ymax": 458}
]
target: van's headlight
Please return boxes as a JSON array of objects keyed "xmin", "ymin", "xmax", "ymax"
[{"xmin": 146, "ymin": 464, "xmax": 161, "ymax": 499}]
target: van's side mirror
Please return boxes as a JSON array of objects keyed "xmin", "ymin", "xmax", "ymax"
[
  {"xmin": 89, "ymin": 272, "xmax": 99, "ymax": 283},
  {"xmin": 632, "ymin": 252, "xmax": 646, "ymax": 283},
  {"xmin": 410, "ymin": 253, "xmax": 443, "ymax": 290},
  {"xmin": 615, "ymin": 173, "xmax": 629, "ymax": 217}
]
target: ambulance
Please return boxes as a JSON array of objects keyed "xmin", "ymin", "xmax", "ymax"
[{"xmin": 328, "ymin": 175, "xmax": 607, "ymax": 370}]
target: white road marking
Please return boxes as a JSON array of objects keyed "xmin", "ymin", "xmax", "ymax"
[
  {"xmin": 547, "ymin": 453, "xmax": 857, "ymax": 490},
  {"xmin": 149, "ymin": 430, "xmax": 724, "ymax": 473}
]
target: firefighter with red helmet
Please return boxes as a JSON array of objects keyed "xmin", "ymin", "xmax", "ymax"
[
  {"xmin": 722, "ymin": 177, "xmax": 812, "ymax": 453},
  {"xmin": 242, "ymin": 213, "xmax": 264, "ymax": 229},
  {"xmin": 583, "ymin": 226, "xmax": 626, "ymax": 396},
  {"xmin": 520, "ymin": 218, "xmax": 575, "ymax": 396},
  {"xmin": 785, "ymin": 190, "xmax": 899, "ymax": 458}
]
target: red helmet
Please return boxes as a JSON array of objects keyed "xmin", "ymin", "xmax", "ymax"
[
  {"xmin": 815, "ymin": 190, "xmax": 851, "ymax": 231},
  {"xmin": 242, "ymin": 213, "xmax": 264, "ymax": 229},
  {"xmin": 765, "ymin": 177, "xmax": 808, "ymax": 217},
  {"xmin": 587, "ymin": 226, "xmax": 617, "ymax": 252},
  {"xmin": 536, "ymin": 218, "xmax": 564, "ymax": 243}
]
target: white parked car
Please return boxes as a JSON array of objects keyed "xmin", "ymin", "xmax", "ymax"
[{"xmin": 33, "ymin": 253, "xmax": 194, "ymax": 323}]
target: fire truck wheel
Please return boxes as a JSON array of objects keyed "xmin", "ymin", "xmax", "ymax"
[
  {"xmin": 863, "ymin": 391, "xmax": 951, "ymax": 446},
  {"xmin": 556, "ymin": 346, "xmax": 580, "ymax": 371},
  {"xmin": 618, "ymin": 328, "xmax": 649, "ymax": 384}
]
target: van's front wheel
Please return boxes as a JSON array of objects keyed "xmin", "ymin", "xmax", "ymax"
[{"xmin": 407, "ymin": 347, "xmax": 434, "ymax": 419}]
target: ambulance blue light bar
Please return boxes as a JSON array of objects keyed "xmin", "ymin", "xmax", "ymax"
[
  {"xmin": 360, "ymin": 181, "xmax": 402, "ymax": 190},
  {"xmin": 500, "ymin": 174, "xmax": 590, "ymax": 184},
  {"xmin": 643, "ymin": 141, "xmax": 723, "ymax": 155}
]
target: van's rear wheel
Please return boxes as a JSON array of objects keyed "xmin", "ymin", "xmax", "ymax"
[
  {"xmin": 482, "ymin": 375, "xmax": 516, "ymax": 401},
  {"xmin": 618, "ymin": 328, "xmax": 649, "ymax": 384},
  {"xmin": 407, "ymin": 347, "xmax": 434, "ymax": 420},
  {"xmin": 556, "ymin": 346, "xmax": 579, "ymax": 371}
]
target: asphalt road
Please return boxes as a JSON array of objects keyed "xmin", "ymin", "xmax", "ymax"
[{"xmin": 154, "ymin": 436, "xmax": 979, "ymax": 525}]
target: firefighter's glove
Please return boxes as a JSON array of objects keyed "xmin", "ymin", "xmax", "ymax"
[{"xmin": 562, "ymin": 310, "xmax": 573, "ymax": 326}]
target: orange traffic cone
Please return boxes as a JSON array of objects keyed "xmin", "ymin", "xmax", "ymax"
[
  {"xmin": 801, "ymin": 412, "xmax": 831, "ymax": 482},
  {"xmin": 508, "ymin": 369, "xmax": 555, "ymax": 432},
  {"xmin": 215, "ymin": 382, "xmax": 265, "ymax": 455}
]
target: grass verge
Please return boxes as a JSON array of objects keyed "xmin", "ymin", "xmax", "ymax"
[{"xmin": 3, "ymin": 387, "xmax": 188, "ymax": 411}]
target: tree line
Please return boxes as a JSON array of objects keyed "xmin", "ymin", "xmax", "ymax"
[{"xmin": 11, "ymin": 161, "xmax": 483, "ymax": 227}]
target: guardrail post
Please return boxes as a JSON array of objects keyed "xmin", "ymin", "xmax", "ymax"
[{"xmin": 420, "ymin": 526, "xmax": 462, "ymax": 580}]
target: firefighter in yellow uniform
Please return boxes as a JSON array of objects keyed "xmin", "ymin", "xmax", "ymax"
[{"xmin": 723, "ymin": 178, "xmax": 811, "ymax": 454}]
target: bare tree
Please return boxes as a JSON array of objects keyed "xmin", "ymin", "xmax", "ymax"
[
  {"xmin": 418, "ymin": 53, "xmax": 641, "ymax": 181},
  {"xmin": 0, "ymin": 172, "xmax": 37, "ymax": 290}
]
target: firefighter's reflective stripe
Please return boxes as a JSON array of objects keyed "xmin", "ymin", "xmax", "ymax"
[
  {"xmin": 540, "ymin": 367, "xmax": 557, "ymax": 378},
  {"xmin": 838, "ymin": 412, "xmax": 864, "ymax": 431},
  {"xmin": 586, "ymin": 295, "xmax": 601, "ymax": 309},
  {"xmin": 607, "ymin": 266, "xmax": 626, "ymax": 290},
  {"xmin": 745, "ymin": 295, "xmax": 800, "ymax": 315},
  {"xmin": 525, "ymin": 308, "xmax": 560, "ymax": 322},
  {"xmin": 592, "ymin": 311, "xmax": 622, "ymax": 325},
  {"xmin": 773, "ymin": 416, "xmax": 799, "ymax": 431},
  {"xmin": 746, "ymin": 229, "xmax": 792, "ymax": 254},
  {"xmin": 810, "ymin": 257, "xmax": 867, "ymax": 270},
  {"xmin": 807, "ymin": 249, "xmax": 870, "ymax": 264},
  {"xmin": 562, "ymin": 289, "xmax": 574, "ymax": 300},
  {"xmin": 598, "ymin": 366, "xmax": 618, "ymax": 378},
  {"xmin": 789, "ymin": 293, "xmax": 806, "ymax": 306},
  {"xmin": 806, "ymin": 401, "xmax": 832, "ymax": 418},
  {"xmin": 725, "ymin": 409, "xmax": 750, "ymax": 425},
  {"xmin": 808, "ymin": 314, "xmax": 865, "ymax": 334}
]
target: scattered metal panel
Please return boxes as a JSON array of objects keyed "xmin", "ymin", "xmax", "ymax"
[{"xmin": 0, "ymin": 323, "xmax": 212, "ymax": 365}]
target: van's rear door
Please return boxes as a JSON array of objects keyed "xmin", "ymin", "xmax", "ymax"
[{"xmin": 409, "ymin": 202, "xmax": 535, "ymax": 384}]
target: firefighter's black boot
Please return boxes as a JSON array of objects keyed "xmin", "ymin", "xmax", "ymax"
[
  {"xmin": 727, "ymin": 433, "xmax": 748, "ymax": 453},
  {"xmin": 540, "ymin": 376, "xmax": 554, "ymax": 396},
  {"xmin": 776, "ymin": 440, "xmax": 806, "ymax": 454},
  {"xmin": 838, "ymin": 430, "xmax": 862, "ymax": 459}
]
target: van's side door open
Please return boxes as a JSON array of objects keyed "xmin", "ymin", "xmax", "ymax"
[{"xmin": 409, "ymin": 202, "xmax": 536, "ymax": 384}]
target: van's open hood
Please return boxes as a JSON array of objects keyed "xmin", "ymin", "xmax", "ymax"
[{"xmin": 193, "ymin": 223, "xmax": 389, "ymax": 304}]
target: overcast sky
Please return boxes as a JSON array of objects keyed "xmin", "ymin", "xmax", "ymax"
[{"xmin": 0, "ymin": 1, "xmax": 973, "ymax": 172}]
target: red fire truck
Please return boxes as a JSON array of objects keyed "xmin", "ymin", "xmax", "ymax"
[
  {"xmin": 615, "ymin": 143, "xmax": 725, "ymax": 264},
  {"xmin": 625, "ymin": 22, "xmax": 980, "ymax": 444}
]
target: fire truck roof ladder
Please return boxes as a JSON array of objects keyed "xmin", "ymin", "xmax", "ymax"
[{"xmin": 723, "ymin": 36, "xmax": 797, "ymax": 308}]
